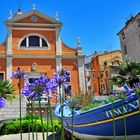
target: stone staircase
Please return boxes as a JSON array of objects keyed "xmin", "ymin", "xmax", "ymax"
[{"xmin": 0, "ymin": 97, "xmax": 27, "ymax": 121}]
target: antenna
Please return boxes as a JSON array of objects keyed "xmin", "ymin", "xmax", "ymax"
[
  {"xmin": 18, "ymin": 0, "xmax": 21, "ymax": 11},
  {"xmin": 16, "ymin": 0, "xmax": 23, "ymax": 15}
]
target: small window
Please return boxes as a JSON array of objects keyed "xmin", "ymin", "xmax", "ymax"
[
  {"xmin": 124, "ymin": 45, "xmax": 128, "ymax": 55},
  {"xmin": 29, "ymin": 36, "xmax": 39, "ymax": 47},
  {"xmin": 42, "ymin": 38, "xmax": 48, "ymax": 47},
  {"xmin": 112, "ymin": 60, "xmax": 119, "ymax": 65},
  {"xmin": 20, "ymin": 35, "xmax": 49, "ymax": 48},
  {"xmin": 122, "ymin": 32, "xmax": 125, "ymax": 40},
  {"xmin": 0, "ymin": 73, "xmax": 4, "ymax": 81},
  {"xmin": 29, "ymin": 78, "xmax": 38, "ymax": 83},
  {"xmin": 20, "ymin": 38, "xmax": 26, "ymax": 47},
  {"xmin": 64, "ymin": 85, "xmax": 71, "ymax": 96},
  {"xmin": 104, "ymin": 61, "xmax": 107, "ymax": 67},
  {"xmin": 137, "ymin": 19, "xmax": 140, "ymax": 27}
]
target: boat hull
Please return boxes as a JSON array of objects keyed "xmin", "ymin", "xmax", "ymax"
[
  {"xmin": 64, "ymin": 111, "xmax": 140, "ymax": 139},
  {"xmin": 67, "ymin": 130, "xmax": 140, "ymax": 140},
  {"xmin": 55, "ymin": 94, "xmax": 140, "ymax": 139}
]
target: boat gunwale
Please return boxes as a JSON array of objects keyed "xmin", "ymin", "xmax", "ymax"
[{"xmin": 63, "ymin": 93, "xmax": 138, "ymax": 118}]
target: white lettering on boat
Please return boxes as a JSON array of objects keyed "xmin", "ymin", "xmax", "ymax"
[{"xmin": 104, "ymin": 100, "xmax": 139, "ymax": 118}]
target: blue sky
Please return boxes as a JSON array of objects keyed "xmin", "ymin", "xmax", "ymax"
[{"xmin": 0, "ymin": 0, "xmax": 140, "ymax": 56}]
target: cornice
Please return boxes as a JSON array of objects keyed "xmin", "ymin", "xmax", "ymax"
[
  {"xmin": 7, "ymin": 23, "xmax": 62, "ymax": 27},
  {"xmin": 6, "ymin": 54, "xmax": 78, "ymax": 59},
  {"xmin": 13, "ymin": 54, "xmax": 55, "ymax": 58},
  {"xmin": 12, "ymin": 27, "xmax": 56, "ymax": 31}
]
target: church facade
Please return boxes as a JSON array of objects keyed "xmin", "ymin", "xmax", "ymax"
[{"xmin": 0, "ymin": 8, "xmax": 86, "ymax": 95}]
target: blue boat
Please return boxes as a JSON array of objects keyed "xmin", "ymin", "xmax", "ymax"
[{"xmin": 55, "ymin": 93, "xmax": 140, "ymax": 140}]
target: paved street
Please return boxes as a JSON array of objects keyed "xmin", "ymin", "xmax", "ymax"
[{"xmin": 0, "ymin": 132, "xmax": 55, "ymax": 140}]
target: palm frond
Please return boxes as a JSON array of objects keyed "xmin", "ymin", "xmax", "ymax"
[
  {"xmin": 0, "ymin": 80, "xmax": 15, "ymax": 100},
  {"xmin": 111, "ymin": 60, "xmax": 140, "ymax": 87}
]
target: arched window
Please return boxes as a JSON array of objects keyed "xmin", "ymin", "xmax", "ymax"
[{"xmin": 20, "ymin": 34, "xmax": 49, "ymax": 48}]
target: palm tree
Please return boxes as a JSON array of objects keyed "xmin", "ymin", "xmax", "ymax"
[
  {"xmin": 111, "ymin": 61, "xmax": 140, "ymax": 87},
  {"xmin": 0, "ymin": 80, "xmax": 15, "ymax": 100}
]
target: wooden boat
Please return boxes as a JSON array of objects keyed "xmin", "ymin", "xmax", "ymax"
[{"xmin": 54, "ymin": 93, "xmax": 140, "ymax": 140}]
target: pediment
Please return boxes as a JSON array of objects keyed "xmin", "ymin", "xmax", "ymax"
[
  {"xmin": 15, "ymin": 14, "xmax": 54, "ymax": 24},
  {"xmin": 5, "ymin": 9, "xmax": 62, "ymax": 26}
]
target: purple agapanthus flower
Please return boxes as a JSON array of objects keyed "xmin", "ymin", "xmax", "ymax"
[
  {"xmin": 133, "ymin": 82, "xmax": 140, "ymax": 96},
  {"xmin": 54, "ymin": 68, "xmax": 70, "ymax": 88},
  {"xmin": 11, "ymin": 67, "xmax": 26, "ymax": 80},
  {"xmin": 45, "ymin": 78, "xmax": 58, "ymax": 98},
  {"xmin": 22, "ymin": 76, "xmax": 58, "ymax": 100},
  {"xmin": 133, "ymin": 82, "xmax": 140, "ymax": 88},
  {"xmin": 21, "ymin": 82, "xmax": 33, "ymax": 99},
  {"xmin": 67, "ymin": 98, "xmax": 81, "ymax": 110},
  {"xmin": 0, "ymin": 97, "xmax": 6, "ymax": 108}
]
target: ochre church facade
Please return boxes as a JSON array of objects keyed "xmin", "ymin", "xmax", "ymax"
[{"xmin": 0, "ymin": 8, "xmax": 86, "ymax": 95}]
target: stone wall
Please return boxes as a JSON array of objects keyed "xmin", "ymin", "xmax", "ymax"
[
  {"xmin": 0, "ymin": 97, "xmax": 27, "ymax": 121},
  {"xmin": 118, "ymin": 14, "xmax": 140, "ymax": 62}
]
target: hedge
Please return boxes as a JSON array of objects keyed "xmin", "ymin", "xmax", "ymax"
[{"xmin": 0, "ymin": 115, "xmax": 61, "ymax": 135}]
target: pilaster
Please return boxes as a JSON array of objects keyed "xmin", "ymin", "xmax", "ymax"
[
  {"xmin": 56, "ymin": 57, "xmax": 62, "ymax": 71},
  {"xmin": 76, "ymin": 37, "xmax": 86, "ymax": 93},
  {"xmin": 6, "ymin": 26, "xmax": 13, "ymax": 82},
  {"xmin": 6, "ymin": 57, "xmax": 12, "ymax": 82},
  {"xmin": 6, "ymin": 27, "xmax": 12, "ymax": 55},
  {"xmin": 77, "ymin": 56, "xmax": 86, "ymax": 93},
  {"xmin": 56, "ymin": 27, "xmax": 62, "ymax": 56}
]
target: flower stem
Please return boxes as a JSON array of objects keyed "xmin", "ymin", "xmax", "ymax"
[
  {"xmin": 60, "ymin": 105, "xmax": 64, "ymax": 140},
  {"xmin": 59, "ymin": 86, "xmax": 62, "ymax": 105},
  {"xmin": 72, "ymin": 109, "xmax": 74, "ymax": 140},
  {"xmin": 35, "ymin": 111, "xmax": 38, "ymax": 140},
  {"xmin": 18, "ymin": 78, "xmax": 22, "ymax": 140},
  {"xmin": 46, "ymin": 104, "xmax": 49, "ymax": 140},
  {"xmin": 38, "ymin": 95, "xmax": 45, "ymax": 140},
  {"xmin": 28, "ymin": 111, "xmax": 31, "ymax": 140},
  {"xmin": 31, "ymin": 100, "xmax": 34, "ymax": 140},
  {"xmin": 111, "ymin": 102, "xmax": 116, "ymax": 140},
  {"xmin": 48, "ymin": 99, "xmax": 55, "ymax": 140},
  {"xmin": 138, "ymin": 95, "xmax": 140, "ymax": 115},
  {"xmin": 59, "ymin": 86, "xmax": 64, "ymax": 140},
  {"xmin": 122, "ymin": 101, "xmax": 127, "ymax": 140}
]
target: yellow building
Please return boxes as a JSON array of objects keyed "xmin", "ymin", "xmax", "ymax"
[{"xmin": 92, "ymin": 50, "xmax": 122, "ymax": 95}]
